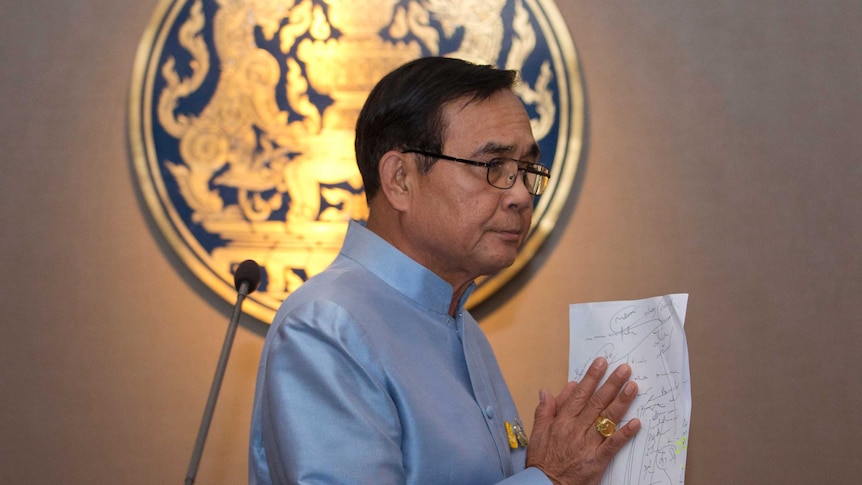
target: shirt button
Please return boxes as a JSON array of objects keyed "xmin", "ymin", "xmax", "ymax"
[{"xmin": 484, "ymin": 405, "xmax": 495, "ymax": 419}]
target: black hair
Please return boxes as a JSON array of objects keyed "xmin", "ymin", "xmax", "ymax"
[{"xmin": 355, "ymin": 57, "xmax": 518, "ymax": 201}]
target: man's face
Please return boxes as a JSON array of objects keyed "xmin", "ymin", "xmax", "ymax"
[{"xmin": 403, "ymin": 90, "xmax": 538, "ymax": 287}]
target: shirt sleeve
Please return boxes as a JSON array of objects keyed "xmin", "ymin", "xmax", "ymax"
[
  {"xmin": 258, "ymin": 300, "xmax": 406, "ymax": 484},
  {"xmin": 497, "ymin": 467, "xmax": 554, "ymax": 485}
]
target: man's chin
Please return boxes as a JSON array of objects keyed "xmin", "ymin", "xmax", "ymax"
[{"xmin": 482, "ymin": 252, "xmax": 519, "ymax": 276}]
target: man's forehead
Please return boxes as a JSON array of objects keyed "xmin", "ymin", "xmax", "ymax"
[
  {"xmin": 443, "ymin": 113, "xmax": 539, "ymax": 160},
  {"xmin": 443, "ymin": 90, "xmax": 523, "ymax": 114},
  {"xmin": 441, "ymin": 94, "xmax": 539, "ymax": 159},
  {"xmin": 471, "ymin": 141, "xmax": 541, "ymax": 160}
]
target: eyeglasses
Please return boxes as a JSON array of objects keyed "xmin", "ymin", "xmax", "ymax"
[{"xmin": 402, "ymin": 149, "xmax": 551, "ymax": 196}]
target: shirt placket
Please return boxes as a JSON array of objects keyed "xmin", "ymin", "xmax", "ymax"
[{"xmin": 456, "ymin": 311, "xmax": 513, "ymax": 477}]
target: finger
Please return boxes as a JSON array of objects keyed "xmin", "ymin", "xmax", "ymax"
[
  {"xmin": 527, "ymin": 388, "xmax": 557, "ymax": 462},
  {"xmin": 555, "ymin": 380, "xmax": 579, "ymax": 408},
  {"xmin": 601, "ymin": 380, "xmax": 638, "ymax": 426},
  {"xmin": 532, "ymin": 388, "xmax": 557, "ymax": 432},
  {"xmin": 530, "ymin": 389, "xmax": 557, "ymax": 442},
  {"xmin": 559, "ymin": 357, "xmax": 608, "ymax": 415},
  {"xmin": 597, "ymin": 417, "xmax": 642, "ymax": 462},
  {"xmin": 586, "ymin": 380, "xmax": 638, "ymax": 446},
  {"xmin": 579, "ymin": 363, "xmax": 632, "ymax": 421}
]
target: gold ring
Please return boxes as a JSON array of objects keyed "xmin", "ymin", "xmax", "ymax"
[{"xmin": 595, "ymin": 416, "xmax": 617, "ymax": 438}]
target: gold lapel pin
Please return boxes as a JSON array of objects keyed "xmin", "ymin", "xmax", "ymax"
[
  {"xmin": 505, "ymin": 419, "xmax": 529, "ymax": 449},
  {"xmin": 505, "ymin": 421, "xmax": 518, "ymax": 449}
]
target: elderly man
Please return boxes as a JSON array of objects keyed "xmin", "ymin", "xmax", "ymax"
[{"xmin": 249, "ymin": 57, "xmax": 640, "ymax": 484}]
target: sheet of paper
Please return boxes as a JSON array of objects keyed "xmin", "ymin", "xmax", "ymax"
[{"xmin": 569, "ymin": 294, "xmax": 691, "ymax": 484}]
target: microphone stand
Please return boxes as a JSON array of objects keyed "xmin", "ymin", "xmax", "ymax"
[{"xmin": 184, "ymin": 280, "xmax": 251, "ymax": 485}]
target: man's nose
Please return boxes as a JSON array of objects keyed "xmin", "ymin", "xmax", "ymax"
[{"xmin": 505, "ymin": 171, "xmax": 534, "ymax": 209}]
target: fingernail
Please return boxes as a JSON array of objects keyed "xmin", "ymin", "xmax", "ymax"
[
  {"xmin": 624, "ymin": 382, "xmax": 637, "ymax": 396},
  {"xmin": 539, "ymin": 389, "xmax": 546, "ymax": 404},
  {"xmin": 615, "ymin": 364, "xmax": 631, "ymax": 377},
  {"xmin": 594, "ymin": 357, "xmax": 607, "ymax": 371}
]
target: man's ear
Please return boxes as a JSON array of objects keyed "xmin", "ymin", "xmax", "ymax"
[{"xmin": 378, "ymin": 150, "xmax": 412, "ymax": 212}]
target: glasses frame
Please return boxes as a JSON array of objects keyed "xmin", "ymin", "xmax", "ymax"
[{"xmin": 402, "ymin": 149, "xmax": 551, "ymax": 195}]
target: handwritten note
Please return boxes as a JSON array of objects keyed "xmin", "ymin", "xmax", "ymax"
[{"xmin": 569, "ymin": 294, "xmax": 690, "ymax": 484}]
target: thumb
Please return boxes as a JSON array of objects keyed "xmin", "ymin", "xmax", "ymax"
[
  {"xmin": 526, "ymin": 389, "xmax": 557, "ymax": 469},
  {"xmin": 531, "ymin": 389, "xmax": 556, "ymax": 438}
]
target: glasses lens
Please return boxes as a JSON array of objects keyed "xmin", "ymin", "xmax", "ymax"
[
  {"xmin": 524, "ymin": 171, "xmax": 549, "ymax": 195},
  {"xmin": 486, "ymin": 159, "xmax": 519, "ymax": 189},
  {"xmin": 485, "ymin": 158, "xmax": 550, "ymax": 195}
]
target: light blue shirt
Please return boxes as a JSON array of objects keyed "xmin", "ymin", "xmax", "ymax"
[{"xmin": 250, "ymin": 221, "xmax": 550, "ymax": 484}]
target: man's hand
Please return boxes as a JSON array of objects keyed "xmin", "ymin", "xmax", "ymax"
[{"xmin": 526, "ymin": 357, "xmax": 641, "ymax": 485}]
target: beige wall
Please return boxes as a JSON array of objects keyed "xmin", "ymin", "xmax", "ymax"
[{"xmin": 1, "ymin": 1, "xmax": 860, "ymax": 483}]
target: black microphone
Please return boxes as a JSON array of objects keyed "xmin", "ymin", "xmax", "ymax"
[
  {"xmin": 234, "ymin": 259, "xmax": 262, "ymax": 297},
  {"xmin": 185, "ymin": 260, "xmax": 261, "ymax": 485}
]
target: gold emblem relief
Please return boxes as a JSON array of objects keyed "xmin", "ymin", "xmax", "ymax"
[{"xmin": 129, "ymin": 0, "xmax": 584, "ymax": 322}]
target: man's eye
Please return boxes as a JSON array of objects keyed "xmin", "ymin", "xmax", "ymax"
[{"xmin": 487, "ymin": 158, "xmax": 506, "ymax": 169}]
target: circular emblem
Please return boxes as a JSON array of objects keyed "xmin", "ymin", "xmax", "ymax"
[{"xmin": 129, "ymin": 0, "xmax": 584, "ymax": 323}]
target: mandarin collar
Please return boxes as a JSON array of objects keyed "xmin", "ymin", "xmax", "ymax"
[{"xmin": 340, "ymin": 220, "xmax": 476, "ymax": 316}]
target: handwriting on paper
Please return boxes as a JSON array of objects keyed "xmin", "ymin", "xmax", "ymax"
[{"xmin": 569, "ymin": 294, "xmax": 691, "ymax": 485}]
